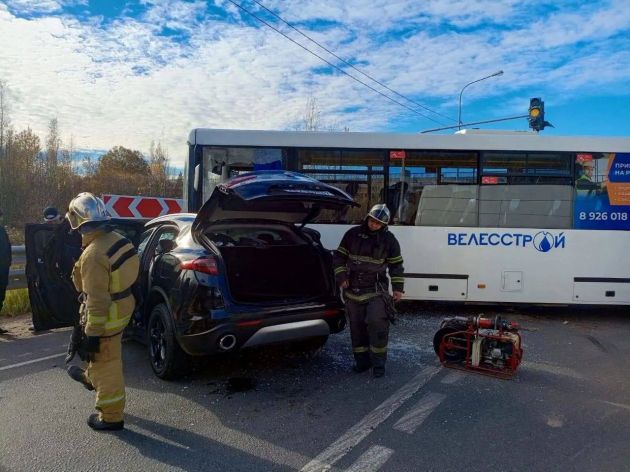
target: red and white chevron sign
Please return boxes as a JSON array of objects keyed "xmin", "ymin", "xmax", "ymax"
[{"xmin": 102, "ymin": 194, "xmax": 184, "ymax": 219}]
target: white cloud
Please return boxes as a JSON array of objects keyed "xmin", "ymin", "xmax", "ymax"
[
  {"xmin": 0, "ymin": 0, "xmax": 628, "ymax": 166},
  {"xmin": 4, "ymin": 0, "xmax": 62, "ymax": 14}
]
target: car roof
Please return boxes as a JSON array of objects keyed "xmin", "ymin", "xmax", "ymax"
[{"xmin": 145, "ymin": 213, "xmax": 196, "ymax": 229}]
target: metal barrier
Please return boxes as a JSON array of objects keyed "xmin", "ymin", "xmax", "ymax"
[{"xmin": 8, "ymin": 245, "xmax": 26, "ymax": 290}]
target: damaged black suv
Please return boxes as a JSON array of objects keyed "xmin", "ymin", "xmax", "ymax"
[{"xmin": 27, "ymin": 171, "xmax": 356, "ymax": 379}]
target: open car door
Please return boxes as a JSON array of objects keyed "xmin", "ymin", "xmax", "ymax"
[{"xmin": 26, "ymin": 219, "xmax": 145, "ymax": 331}]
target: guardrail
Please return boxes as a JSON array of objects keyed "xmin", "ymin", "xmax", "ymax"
[{"xmin": 8, "ymin": 245, "xmax": 26, "ymax": 290}]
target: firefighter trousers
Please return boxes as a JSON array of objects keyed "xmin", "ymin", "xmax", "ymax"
[
  {"xmin": 346, "ymin": 296, "xmax": 389, "ymax": 369},
  {"xmin": 85, "ymin": 332, "xmax": 125, "ymax": 423}
]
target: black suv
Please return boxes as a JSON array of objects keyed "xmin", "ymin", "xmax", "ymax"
[{"xmin": 27, "ymin": 171, "xmax": 357, "ymax": 379}]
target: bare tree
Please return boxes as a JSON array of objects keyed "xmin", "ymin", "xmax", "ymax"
[
  {"xmin": 0, "ymin": 80, "xmax": 10, "ymax": 160},
  {"xmin": 300, "ymin": 96, "xmax": 321, "ymax": 131},
  {"xmin": 147, "ymin": 140, "xmax": 180, "ymax": 197},
  {"xmin": 2, "ymin": 128, "xmax": 41, "ymax": 223},
  {"xmin": 46, "ymin": 118, "xmax": 60, "ymax": 169},
  {"xmin": 294, "ymin": 96, "xmax": 349, "ymax": 132}
]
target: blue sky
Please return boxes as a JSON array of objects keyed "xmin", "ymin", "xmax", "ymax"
[{"xmin": 0, "ymin": 0, "xmax": 628, "ymax": 167}]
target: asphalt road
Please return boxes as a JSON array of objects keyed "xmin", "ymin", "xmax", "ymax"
[{"xmin": 1, "ymin": 303, "xmax": 630, "ymax": 472}]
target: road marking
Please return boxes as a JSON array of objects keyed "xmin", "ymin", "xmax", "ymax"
[
  {"xmin": 393, "ymin": 392, "xmax": 446, "ymax": 434},
  {"xmin": 0, "ymin": 353, "xmax": 65, "ymax": 372},
  {"xmin": 440, "ymin": 371, "xmax": 464, "ymax": 384},
  {"xmin": 521, "ymin": 361, "xmax": 585, "ymax": 380},
  {"xmin": 300, "ymin": 365, "xmax": 440, "ymax": 472},
  {"xmin": 394, "ymin": 393, "xmax": 446, "ymax": 434},
  {"xmin": 601, "ymin": 400, "xmax": 630, "ymax": 412},
  {"xmin": 344, "ymin": 445, "xmax": 394, "ymax": 472}
]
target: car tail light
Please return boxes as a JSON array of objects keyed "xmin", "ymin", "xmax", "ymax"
[
  {"xmin": 324, "ymin": 309, "xmax": 341, "ymax": 317},
  {"xmin": 181, "ymin": 257, "xmax": 219, "ymax": 275},
  {"xmin": 237, "ymin": 320, "xmax": 262, "ymax": 327}
]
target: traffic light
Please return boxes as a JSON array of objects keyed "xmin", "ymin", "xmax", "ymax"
[{"xmin": 528, "ymin": 97, "xmax": 553, "ymax": 132}]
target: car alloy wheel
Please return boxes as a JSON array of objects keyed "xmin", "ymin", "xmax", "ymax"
[
  {"xmin": 149, "ymin": 315, "xmax": 167, "ymax": 372},
  {"xmin": 147, "ymin": 303, "xmax": 189, "ymax": 380}
]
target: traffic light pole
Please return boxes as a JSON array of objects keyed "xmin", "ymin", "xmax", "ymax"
[{"xmin": 420, "ymin": 114, "xmax": 529, "ymax": 133}]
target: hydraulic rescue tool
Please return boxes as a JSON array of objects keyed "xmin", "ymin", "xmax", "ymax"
[{"xmin": 433, "ymin": 315, "xmax": 523, "ymax": 379}]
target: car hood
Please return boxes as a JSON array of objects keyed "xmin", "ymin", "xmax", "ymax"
[{"xmin": 192, "ymin": 171, "xmax": 358, "ymax": 234}]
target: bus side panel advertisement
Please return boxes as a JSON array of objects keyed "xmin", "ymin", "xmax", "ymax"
[{"xmin": 574, "ymin": 152, "xmax": 630, "ymax": 230}]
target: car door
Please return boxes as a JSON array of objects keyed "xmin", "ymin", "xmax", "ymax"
[
  {"xmin": 26, "ymin": 221, "xmax": 82, "ymax": 330},
  {"xmin": 144, "ymin": 225, "xmax": 180, "ymax": 295},
  {"xmin": 127, "ymin": 224, "xmax": 181, "ymax": 332},
  {"xmin": 26, "ymin": 219, "xmax": 146, "ymax": 330}
]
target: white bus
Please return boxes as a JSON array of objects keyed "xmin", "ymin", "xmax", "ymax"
[{"xmin": 185, "ymin": 128, "xmax": 630, "ymax": 305}]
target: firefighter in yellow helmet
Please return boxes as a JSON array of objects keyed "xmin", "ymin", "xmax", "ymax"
[{"xmin": 65, "ymin": 192, "xmax": 139, "ymax": 431}]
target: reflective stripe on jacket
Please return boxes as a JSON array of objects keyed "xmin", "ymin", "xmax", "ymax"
[
  {"xmin": 72, "ymin": 229, "xmax": 140, "ymax": 337},
  {"xmin": 333, "ymin": 221, "xmax": 404, "ymax": 298}
]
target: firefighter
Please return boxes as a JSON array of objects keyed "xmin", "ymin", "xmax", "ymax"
[
  {"xmin": 333, "ymin": 204, "xmax": 404, "ymax": 378},
  {"xmin": 65, "ymin": 192, "xmax": 139, "ymax": 431}
]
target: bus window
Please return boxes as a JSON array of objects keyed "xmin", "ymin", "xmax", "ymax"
[
  {"xmin": 480, "ymin": 151, "xmax": 573, "ymax": 228},
  {"xmin": 389, "ymin": 151, "xmax": 477, "ymax": 226},
  {"xmin": 298, "ymin": 149, "xmax": 385, "ymax": 224},
  {"xmin": 481, "ymin": 152, "xmax": 572, "ymax": 184}
]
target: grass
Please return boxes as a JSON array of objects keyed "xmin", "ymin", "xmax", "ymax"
[{"xmin": 1, "ymin": 288, "xmax": 31, "ymax": 316}]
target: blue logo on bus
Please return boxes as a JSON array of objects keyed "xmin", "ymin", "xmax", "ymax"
[
  {"xmin": 448, "ymin": 231, "xmax": 565, "ymax": 252},
  {"xmin": 532, "ymin": 231, "xmax": 555, "ymax": 252}
]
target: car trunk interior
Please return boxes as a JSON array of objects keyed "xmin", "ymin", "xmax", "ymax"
[{"xmin": 218, "ymin": 244, "xmax": 330, "ymax": 303}]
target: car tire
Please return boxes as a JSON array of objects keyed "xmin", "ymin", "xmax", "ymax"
[{"xmin": 147, "ymin": 303, "xmax": 189, "ymax": 380}]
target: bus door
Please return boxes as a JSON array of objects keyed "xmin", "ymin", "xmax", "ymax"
[{"xmin": 200, "ymin": 147, "xmax": 285, "ymax": 208}]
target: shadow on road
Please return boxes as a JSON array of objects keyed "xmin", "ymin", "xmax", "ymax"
[{"xmin": 119, "ymin": 413, "xmax": 293, "ymax": 472}]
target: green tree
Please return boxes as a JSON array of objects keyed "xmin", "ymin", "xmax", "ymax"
[
  {"xmin": 99, "ymin": 146, "xmax": 149, "ymax": 176},
  {"xmin": 89, "ymin": 146, "xmax": 150, "ymax": 196}
]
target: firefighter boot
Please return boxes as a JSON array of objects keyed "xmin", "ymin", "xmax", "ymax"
[
  {"xmin": 67, "ymin": 365, "xmax": 95, "ymax": 391},
  {"xmin": 353, "ymin": 351, "xmax": 372, "ymax": 373},
  {"xmin": 371, "ymin": 350, "xmax": 387, "ymax": 378},
  {"xmin": 87, "ymin": 413, "xmax": 124, "ymax": 431},
  {"xmin": 372, "ymin": 365, "xmax": 385, "ymax": 378}
]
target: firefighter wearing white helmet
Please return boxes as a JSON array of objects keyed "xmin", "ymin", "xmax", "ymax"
[
  {"xmin": 333, "ymin": 203, "xmax": 404, "ymax": 378},
  {"xmin": 65, "ymin": 192, "xmax": 140, "ymax": 431}
]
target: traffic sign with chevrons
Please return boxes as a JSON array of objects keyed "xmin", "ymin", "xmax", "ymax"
[{"xmin": 102, "ymin": 194, "xmax": 184, "ymax": 219}]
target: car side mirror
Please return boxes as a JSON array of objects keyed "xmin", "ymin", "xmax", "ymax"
[{"xmin": 155, "ymin": 239, "xmax": 175, "ymax": 256}]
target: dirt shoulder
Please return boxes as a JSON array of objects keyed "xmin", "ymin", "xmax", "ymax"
[{"xmin": 0, "ymin": 312, "xmax": 71, "ymax": 339}]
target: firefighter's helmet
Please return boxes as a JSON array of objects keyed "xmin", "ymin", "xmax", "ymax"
[
  {"xmin": 66, "ymin": 192, "xmax": 111, "ymax": 229},
  {"xmin": 366, "ymin": 204, "xmax": 391, "ymax": 225}
]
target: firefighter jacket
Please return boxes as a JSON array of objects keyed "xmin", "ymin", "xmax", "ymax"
[
  {"xmin": 333, "ymin": 221, "xmax": 404, "ymax": 303},
  {"xmin": 72, "ymin": 229, "xmax": 140, "ymax": 337}
]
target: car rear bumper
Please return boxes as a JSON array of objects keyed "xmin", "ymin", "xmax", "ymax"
[
  {"xmin": 177, "ymin": 309, "xmax": 346, "ymax": 356},
  {"xmin": 240, "ymin": 319, "xmax": 330, "ymax": 348}
]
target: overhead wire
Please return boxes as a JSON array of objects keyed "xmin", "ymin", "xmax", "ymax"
[
  {"xmin": 224, "ymin": 0, "xmax": 451, "ymax": 126},
  {"xmin": 249, "ymin": 0, "xmax": 456, "ymax": 124}
]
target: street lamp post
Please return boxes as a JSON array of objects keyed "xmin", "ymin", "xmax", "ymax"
[{"xmin": 458, "ymin": 70, "xmax": 504, "ymax": 130}]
